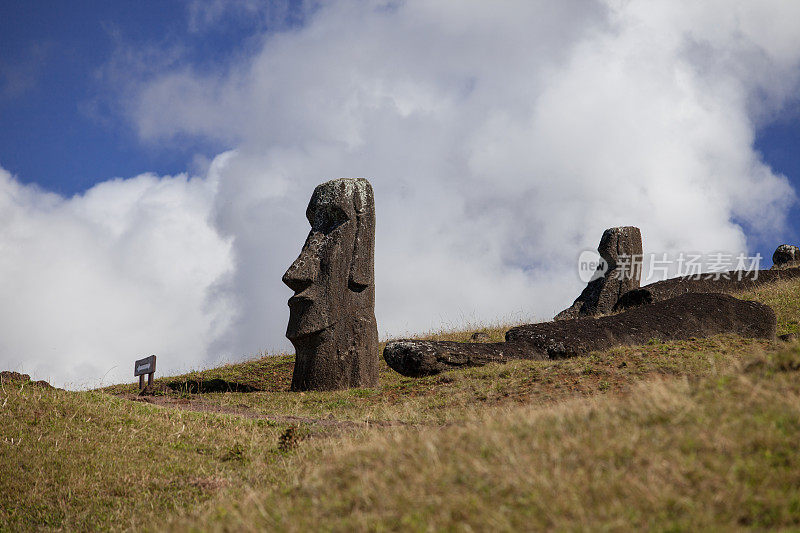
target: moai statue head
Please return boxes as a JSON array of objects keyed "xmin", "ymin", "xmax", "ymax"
[
  {"xmin": 282, "ymin": 178, "xmax": 379, "ymax": 391},
  {"xmin": 597, "ymin": 226, "xmax": 642, "ymax": 274},
  {"xmin": 772, "ymin": 244, "xmax": 800, "ymax": 270}
]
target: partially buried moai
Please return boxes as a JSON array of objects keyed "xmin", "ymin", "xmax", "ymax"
[
  {"xmin": 555, "ymin": 226, "xmax": 643, "ymax": 320},
  {"xmin": 282, "ymin": 178, "xmax": 379, "ymax": 391}
]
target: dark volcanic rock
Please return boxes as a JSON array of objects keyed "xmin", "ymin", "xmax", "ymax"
[
  {"xmin": 772, "ymin": 244, "xmax": 800, "ymax": 270},
  {"xmin": 612, "ymin": 288, "xmax": 653, "ymax": 311},
  {"xmin": 614, "ymin": 267, "xmax": 800, "ymax": 312},
  {"xmin": 507, "ymin": 292, "xmax": 775, "ymax": 358},
  {"xmin": 383, "ymin": 340, "xmax": 541, "ymax": 378},
  {"xmin": 283, "ymin": 178, "xmax": 379, "ymax": 391},
  {"xmin": 556, "ymin": 226, "xmax": 642, "ymax": 320},
  {"xmin": 384, "ymin": 293, "xmax": 775, "ymax": 377}
]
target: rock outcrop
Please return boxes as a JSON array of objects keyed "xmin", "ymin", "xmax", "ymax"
[{"xmin": 507, "ymin": 292, "xmax": 775, "ymax": 357}]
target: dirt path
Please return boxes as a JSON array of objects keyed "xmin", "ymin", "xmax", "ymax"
[{"xmin": 122, "ymin": 393, "xmax": 409, "ymax": 429}]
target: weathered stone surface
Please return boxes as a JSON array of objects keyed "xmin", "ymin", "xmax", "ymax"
[
  {"xmin": 283, "ymin": 178, "xmax": 379, "ymax": 391},
  {"xmin": 614, "ymin": 267, "xmax": 800, "ymax": 312},
  {"xmin": 384, "ymin": 293, "xmax": 775, "ymax": 377},
  {"xmin": 383, "ymin": 340, "xmax": 540, "ymax": 377},
  {"xmin": 555, "ymin": 226, "xmax": 642, "ymax": 320},
  {"xmin": 508, "ymin": 292, "xmax": 775, "ymax": 357},
  {"xmin": 779, "ymin": 333, "xmax": 797, "ymax": 343},
  {"xmin": 772, "ymin": 244, "xmax": 800, "ymax": 270},
  {"xmin": 470, "ymin": 331, "xmax": 490, "ymax": 341}
]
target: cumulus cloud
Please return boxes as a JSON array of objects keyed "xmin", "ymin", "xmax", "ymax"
[
  {"xmin": 128, "ymin": 0, "xmax": 799, "ymax": 358},
  {"xmin": 0, "ymin": 166, "xmax": 233, "ymax": 388},
  {"xmin": 3, "ymin": 0, "xmax": 799, "ymax": 387}
]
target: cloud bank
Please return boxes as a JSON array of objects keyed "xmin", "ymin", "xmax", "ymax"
[
  {"xmin": 0, "ymin": 167, "xmax": 233, "ymax": 387},
  {"xmin": 2, "ymin": 0, "xmax": 799, "ymax": 387}
]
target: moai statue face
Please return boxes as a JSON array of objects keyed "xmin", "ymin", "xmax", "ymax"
[{"xmin": 282, "ymin": 177, "xmax": 375, "ymax": 340}]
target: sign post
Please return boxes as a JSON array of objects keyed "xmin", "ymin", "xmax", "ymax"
[{"xmin": 134, "ymin": 355, "xmax": 157, "ymax": 390}]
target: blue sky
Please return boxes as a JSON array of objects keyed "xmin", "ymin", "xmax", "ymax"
[
  {"xmin": 0, "ymin": 0, "xmax": 257, "ymax": 193},
  {"xmin": 2, "ymin": 1, "xmax": 797, "ymax": 251},
  {"xmin": 1, "ymin": 1, "xmax": 799, "ymax": 387},
  {"xmin": 756, "ymin": 116, "xmax": 800, "ymax": 244}
]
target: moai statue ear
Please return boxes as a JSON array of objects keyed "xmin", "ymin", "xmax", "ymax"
[{"xmin": 348, "ymin": 180, "xmax": 375, "ymax": 291}]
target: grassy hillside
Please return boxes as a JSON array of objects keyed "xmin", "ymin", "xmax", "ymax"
[{"xmin": 1, "ymin": 279, "xmax": 799, "ymax": 530}]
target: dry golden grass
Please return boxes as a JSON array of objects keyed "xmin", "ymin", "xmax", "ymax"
[
  {"xmin": 179, "ymin": 343, "xmax": 800, "ymax": 531},
  {"xmin": 737, "ymin": 278, "xmax": 800, "ymax": 336},
  {"xmin": 2, "ymin": 278, "xmax": 800, "ymax": 530}
]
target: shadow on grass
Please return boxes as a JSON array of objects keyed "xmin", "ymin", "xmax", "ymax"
[{"xmin": 166, "ymin": 378, "xmax": 262, "ymax": 393}]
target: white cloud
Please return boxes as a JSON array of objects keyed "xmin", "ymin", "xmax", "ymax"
[
  {"xmin": 129, "ymin": 0, "xmax": 798, "ymax": 359},
  {"xmin": 3, "ymin": 0, "xmax": 799, "ymax": 387},
  {"xmin": 0, "ymin": 167, "xmax": 233, "ymax": 388}
]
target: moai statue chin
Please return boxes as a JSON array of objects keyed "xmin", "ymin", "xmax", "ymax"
[{"xmin": 282, "ymin": 178, "xmax": 379, "ymax": 391}]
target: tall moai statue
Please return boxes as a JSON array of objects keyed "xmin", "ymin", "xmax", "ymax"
[{"xmin": 282, "ymin": 178, "xmax": 379, "ymax": 391}]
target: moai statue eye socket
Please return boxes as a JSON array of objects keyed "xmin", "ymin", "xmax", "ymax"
[
  {"xmin": 282, "ymin": 178, "xmax": 379, "ymax": 391},
  {"xmin": 308, "ymin": 203, "xmax": 349, "ymax": 235}
]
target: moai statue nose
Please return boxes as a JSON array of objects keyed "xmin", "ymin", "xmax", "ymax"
[{"xmin": 282, "ymin": 240, "xmax": 320, "ymax": 293}]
